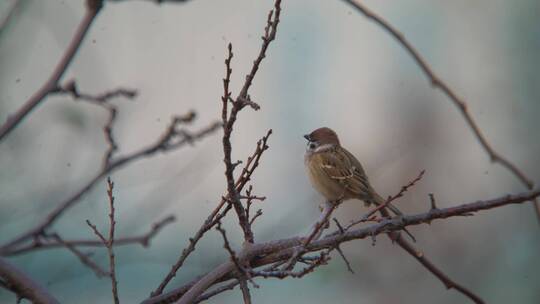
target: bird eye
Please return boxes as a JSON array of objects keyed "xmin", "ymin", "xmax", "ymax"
[{"xmin": 309, "ymin": 143, "xmax": 316, "ymax": 149}]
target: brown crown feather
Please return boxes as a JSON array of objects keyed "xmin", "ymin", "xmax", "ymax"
[{"xmin": 306, "ymin": 127, "xmax": 340, "ymax": 146}]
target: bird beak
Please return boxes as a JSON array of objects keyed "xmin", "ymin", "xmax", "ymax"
[{"xmin": 303, "ymin": 134, "xmax": 310, "ymax": 141}]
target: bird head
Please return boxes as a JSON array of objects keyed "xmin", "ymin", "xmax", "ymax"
[{"xmin": 304, "ymin": 127, "xmax": 340, "ymax": 152}]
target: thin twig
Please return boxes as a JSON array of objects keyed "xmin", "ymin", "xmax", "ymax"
[
  {"xmin": 335, "ymin": 246, "xmax": 354, "ymax": 274},
  {"xmin": 86, "ymin": 178, "xmax": 120, "ymax": 304},
  {"xmin": 342, "ymin": 0, "xmax": 539, "ymax": 221},
  {"xmin": 106, "ymin": 178, "xmax": 120, "ymax": 304},
  {"xmin": 378, "ymin": 202, "xmax": 483, "ymax": 304},
  {"xmin": 51, "ymin": 80, "xmax": 138, "ymax": 168},
  {"xmin": 332, "ymin": 218, "xmax": 355, "ymax": 274},
  {"xmin": 215, "ymin": 221, "xmax": 254, "ymax": 303},
  {"xmin": 148, "ymin": 130, "xmax": 271, "ymax": 297},
  {"xmin": 429, "ymin": 193, "xmax": 438, "ymax": 210},
  {"xmin": 346, "ymin": 170, "xmax": 425, "ymax": 231},
  {"xmin": 282, "ymin": 202, "xmax": 337, "ymax": 271},
  {"xmin": 219, "ymin": 0, "xmax": 281, "ymax": 244},
  {"xmin": 394, "ymin": 236, "xmax": 485, "ymax": 304}
]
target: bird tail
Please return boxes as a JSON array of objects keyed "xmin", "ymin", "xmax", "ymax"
[
  {"xmin": 372, "ymin": 192, "xmax": 403, "ymax": 216},
  {"xmin": 371, "ymin": 191, "xmax": 416, "ymax": 243}
]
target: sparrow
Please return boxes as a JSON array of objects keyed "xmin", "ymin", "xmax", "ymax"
[{"xmin": 304, "ymin": 127, "xmax": 404, "ymax": 216}]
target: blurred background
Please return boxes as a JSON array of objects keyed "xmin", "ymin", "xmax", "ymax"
[{"xmin": 1, "ymin": 0, "xmax": 539, "ymax": 303}]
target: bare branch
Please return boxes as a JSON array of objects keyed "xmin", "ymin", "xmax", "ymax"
[
  {"xmin": 52, "ymin": 80, "xmax": 137, "ymax": 105},
  {"xmin": 346, "ymin": 170, "xmax": 425, "ymax": 231},
  {"xmin": 194, "ymin": 281, "xmax": 239, "ymax": 303},
  {"xmin": 106, "ymin": 178, "xmax": 120, "ymax": 304},
  {"xmin": 219, "ymin": 0, "xmax": 281, "ymax": 244},
  {"xmin": 149, "ymin": 130, "xmax": 271, "ymax": 297},
  {"xmin": 342, "ymin": 0, "xmax": 539, "ymax": 221},
  {"xmin": 3, "ymin": 216, "xmax": 175, "ymax": 256},
  {"xmin": 282, "ymin": 201, "xmax": 337, "ymax": 271},
  {"xmin": 429, "ymin": 193, "xmax": 438, "ymax": 210},
  {"xmin": 142, "ymin": 188, "xmax": 539, "ymax": 304},
  {"xmin": 0, "ymin": 257, "xmax": 60, "ymax": 304},
  {"xmin": 394, "ymin": 236, "xmax": 484, "ymax": 304},
  {"xmin": 238, "ymin": 0, "xmax": 282, "ymax": 99},
  {"xmin": 51, "ymin": 80, "xmax": 138, "ymax": 168},
  {"xmin": 0, "ymin": 118, "xmax": 220, "ymax": 254},
  {"xmin": 0, "ymin": 0, "xmax": 103, "ymax": 142},
  {"xmin": 86, "ymin": 178, "xmax": 120, "ymax": 304},
  {"xmin": 215, "ymin": 221, "xmax": 254, "ymax": 303}
]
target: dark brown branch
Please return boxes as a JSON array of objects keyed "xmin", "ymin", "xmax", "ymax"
[
  {"xmin": 342, "ymin": 0, "xmax": 539, "ymax": 221},
  {"xmin": 142, "ymin": 188, "xmax": 540, "ymax": 304},
  {"xmin": 219, "ymin": 0, "xmax": 281, "ymax": 244},
  {"xmin": 332, "ymin": 219, "xmax": 355, "ymax": 274},
  {"xmin": 394, "ymin": 236, "xmax": 485, "ymax": 304},
  {"xmin": 346, "ymin": 170, "xmax": 425, "ymax": 230},
  {"xmin": 2, "ymin": 216, "xmax": 175, "ymax": 256},
  {"xmin": 282, "ymin": 201, "xmax": 337, "ymax": 271},
  {"xmin": 429, "ymin": 193, "xmax": 438, "ymax": 210},
  {"xmin": 52, "ymin": 80, "xmax": 137, "ymax": 105},
  {"xmin": 215, "ymin": 221, "xmax": 253, "ymax": 304},
  {"xmin": 194, "ymin": 281, "xmax": 239, "ymax": 303},
  {"xmin": 0, "ymin": 0, "xmax": 103, "ymax": 142},
  {"xmin": 0, "ymin": 257, "xmax": 60, "ymax": 304},
  {"xmin": 149, "ymin": 130, "xmax": 271, "ymax": 297},
  {"xmin": 0, "ymin": 118, "xmax": 220, "ymax": 254},
  {"xmin": 221, "ymin": 43, "xmax": 254, "ymax": 244}
]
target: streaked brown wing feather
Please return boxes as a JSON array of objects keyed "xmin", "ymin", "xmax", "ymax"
[{"xmin": 317, "ymin": 148, "xmax": 371, "ymax": 198}]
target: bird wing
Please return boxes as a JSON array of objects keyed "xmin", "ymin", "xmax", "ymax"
[{"xmin": 317, "ymin": 148, "xmax": 372, "ymax": 198}]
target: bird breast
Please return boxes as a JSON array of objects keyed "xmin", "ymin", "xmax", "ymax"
[{"xmin": 304, "ymin": 152, "xmax": 349, "ymax": 201}]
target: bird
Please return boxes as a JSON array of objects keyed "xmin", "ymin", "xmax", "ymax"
[{"xmin": 304, "ymin": 127, "xmax": 414, "ymax": 240}]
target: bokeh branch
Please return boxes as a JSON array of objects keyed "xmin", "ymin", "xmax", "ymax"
[
  {"xmin": 0, "ymin": 0, "xmax": 103, "ymax": 142},
  {"xmin": 0, "ymin": 257, "xmax": 60, "ymax": 304},
  {"xmin": 0, "ymin": 115, "xmax": 220, "ymax": 255},
  {"xmin": 342, "ymin": 0, "xmax": 539, "ymax": 222},
  {"xmin": 52, "ymin": 79, "xmax": 138, "ymax": 168},
  {"xmin": 2, "ymin": 216, "xmax": 175, "ymax": 256}
]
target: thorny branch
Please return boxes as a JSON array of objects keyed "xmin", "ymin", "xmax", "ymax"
[
  {"xmin": 86, "ymin": 178, "xmax": 120, "ymax": 304},
  {"xmin": 342, "ymin": 0, "xmax": 539, "ymax": 222}
]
